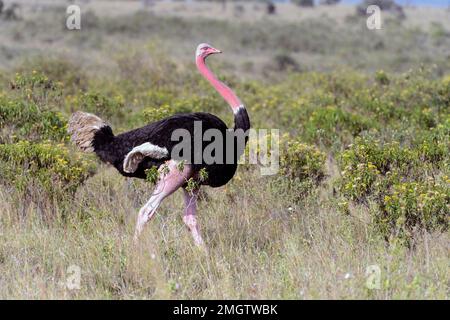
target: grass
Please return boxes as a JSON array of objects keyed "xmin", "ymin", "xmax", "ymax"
[
  {"xmin": 0, "ymin": 166, "xmax": 448, "ymax": 299},
  {"xmin": 0, "ymin": 1, "xmax": 448, "ymax": 299}
]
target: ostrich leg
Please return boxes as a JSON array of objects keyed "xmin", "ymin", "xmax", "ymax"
[
  {"xmin": 183, "ymin": 188, "xmax": 204, "ymax": 247},
  {"xmin": 134, "ymin": 160, "xmax": 193, "ymax": 242}
]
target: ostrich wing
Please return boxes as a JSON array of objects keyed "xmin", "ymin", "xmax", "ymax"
[{"xmin": 123, "ymin": 142, "xmax": 169, "ymax": 173}]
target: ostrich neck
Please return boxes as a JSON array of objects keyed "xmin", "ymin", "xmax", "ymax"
[{"xmin": 196, "ymin": 56, "xmax": 242, "ymax": 112}]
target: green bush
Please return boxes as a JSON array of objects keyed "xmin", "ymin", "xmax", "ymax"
[
  {"xmin": 0, "ymin": 72, "xmax": 70, "ymax": 144},
  {"xmin": 380, "ymin": 181, "xmax": 449, "ymax": 240},
  {"xmin": 141, "ymin": 94, "xmax": 223, "ymax": 124},
  {"xmin": 139, "ymin": 88, "xmax": 176, "ymax": 110},
  {"xmin": 142, "ymin": 104, "xmax": 175, "ymax": 123},
  {"xmin": 0, "ymin": 96, "xmax": 68, "ymax": 143},
  {"xmin": 338, "ymin": 137, "xmax": 416, "ymax": 200},
  {"xmin": 66, "ymin": 90, "xmax": 125, "ymax": 119},
  {"xmin": 171, "ymin": 95, "xmax": 222, "ymax": 114},
  {"xmin": 304, "ymin": 106, "xmax": 374, "ymax": 147},
  {"xmin": 280, "ymin": 140, "xmax": 326, "ymax": 183},
  {"xmin": 350, "ymin": 69, "xmax": 447, "ymax": 130},
  {"xmin": 16, "ymin": 57, "xmax": 87, "ymax": 93},
  {"xmin": 415, "ymin": 118, "xmax": 449, "ymax": 165},
  {"xmin": 0, "ymin": 140, "xmax": 96, "ymax": 202},
  {"xmin": 11, "ymin": 71, "xmax": 57, "ymax": 92},
  {"xmin": 375, "ymin": 70, "xmax": 390, "ymax": 86},
  {"xmin": 337, "ymin": 136, "xmax": 449, "ymax": 241},
  {"xmin": 10, "ymin": 71, "xmax": 63, "ymax": 105}
]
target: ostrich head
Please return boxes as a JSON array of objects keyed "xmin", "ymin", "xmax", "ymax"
[
  {"xmin": 195, "ymin": 43, "xmax": 222, "ymax": 59},
  {"xmin": 68, "ymin": 111, "xmax": 110, "ymax": 152}
]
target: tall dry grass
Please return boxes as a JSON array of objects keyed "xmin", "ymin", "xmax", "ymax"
[{"xmin": 0, "ymin": 164, "xmax": 447, "ymax": 299}]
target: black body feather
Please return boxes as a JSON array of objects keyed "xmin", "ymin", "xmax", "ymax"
[{"xmin": 92, "ymin": 111, "xmax": 250, "ymax": 188}]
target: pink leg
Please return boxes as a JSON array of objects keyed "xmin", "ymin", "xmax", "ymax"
[
  {"xmin": 134, "ymin": 160, "xmax": 193, "ymax": 242},
  {"xmin": 183, "ymin": 188, "xmax": 205, "ymax": 247}
]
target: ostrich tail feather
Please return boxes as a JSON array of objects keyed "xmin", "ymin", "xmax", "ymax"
[{"xmin": 68, "ymin": 111, "xmax": 111, "ymax": 153}]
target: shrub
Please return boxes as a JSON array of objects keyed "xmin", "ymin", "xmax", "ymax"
[
  {"xmin": 280, "ymin": 140, "xmax": 326, "ymax": 184},
  {"xmin": 10, "ymin": 71, "xmax": 62, "ymax": 105},
  {"xmin": 337, "ymin": 136, "xmax": 449, "ymax": 242},
  {"xmin": 0, "ymin": 72, "xmax": 69, "ymax": 143},
  {"xmin": 380, "ymin": 181, "xmax": 449, "ymax": 240},
  {"xmin": 269, "ymin": 54, "xmax": 301, "ymax": 72},
  {"xmin": 0, "ymin": 96, "xmax": 68, "ymax": 143},
  {"xmin": 171, "ymin": 95, "xmax": 222, "ymax": 114},
  {"xmin": 415, "ymin": 118, "xmax": 449, "ymax": 165},
  {"xmin": 304, "ymin": 106, "xmax": 374, "ymax": 147},
  {"xmin": 348, "ymin": 69, "xmax": 447, "ymax": 131},
  {"xmin": 139, "ymin": 89, "xmax": 176, "ymax": 110},
  {"xmin": 269, "ymin": 139, "xmax": 326, "ymax": 202},
  {"xmin": 0, "ymin": 141, "xmax": 96, "ymax": 204},
  {"xmin": 142, "ymin": 105, "xmax": 174, "ymax": 123},
  {"xmin": 16, "ymin": 57, "xmax": 87, "ymax": 93},
  {"xmin": 375, "ymin": 70, "xmax": 390, "ymax": 86},
  {"xmin": 10, "ymin": 71, "xmax": 55, "ymax": 91},
  {"xmin": 442, "ymin": 74, "xmax": 450, "ymax": 88},
  {"xmin": 338, "ymin": 137, "xmax": 415, "ymax": 201},
  {"xmin": 66, "ymin": 90, "xmax": 125, "ymax": 119},
  {"xmin": 141, "ymin": 94, "xmax": 223, "ymax": 124}
]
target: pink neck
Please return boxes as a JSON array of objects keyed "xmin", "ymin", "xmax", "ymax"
[{"xmin": 196, "ymin": 56, "xmax": 242, "ymax": 112}]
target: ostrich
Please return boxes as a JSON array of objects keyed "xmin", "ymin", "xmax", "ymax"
[{"xmin": 68, "ymin": 43, "xmax": 250, "ymax": 247}]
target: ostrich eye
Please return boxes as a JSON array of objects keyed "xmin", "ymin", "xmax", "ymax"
[{"xmin": 202, "ymin": 47, "xmax": 209, "ymax": 51}]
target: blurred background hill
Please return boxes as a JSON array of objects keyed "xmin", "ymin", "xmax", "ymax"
[{"xmin": 0, "ymin": 0, "xmax": 449, "ymax": 78}]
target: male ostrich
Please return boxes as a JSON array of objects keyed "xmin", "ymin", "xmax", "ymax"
[{"xmin": 68, "ymin": 43, "xmax": 250, "ymax": 246}]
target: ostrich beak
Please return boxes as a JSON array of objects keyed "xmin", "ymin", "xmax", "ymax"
[{"xmin": 210, "ymin": 47, "xmax": 222, "ymax": 54}]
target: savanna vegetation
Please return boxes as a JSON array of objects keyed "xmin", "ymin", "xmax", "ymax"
[{"xmin": 0, "ymin": 1, "xmax": 448, "ymax": 299}]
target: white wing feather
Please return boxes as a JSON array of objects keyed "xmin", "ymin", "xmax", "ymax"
[{"xmin": 123, "ymin": 142, "xmax": 169, "ymax": 173}]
